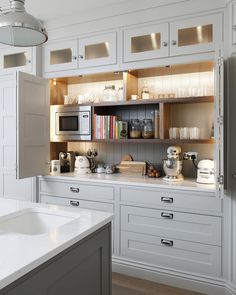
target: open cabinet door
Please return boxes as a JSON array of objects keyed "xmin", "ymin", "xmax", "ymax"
[
  {"xmin": 214, "ymin": 49, "xmax": 224, "ymax": 198},
  {"xmin": 17, "ymin": 72, "xmax": 50, "ymax": 179}
]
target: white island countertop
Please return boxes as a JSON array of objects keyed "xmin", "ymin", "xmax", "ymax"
[
  {"xmin": 0, "ymin": 199, "xmax": 113, "ymax": 290},
  {"xmin": 41, "ymin": 173, "xmax": 216, "ymax": 194}
]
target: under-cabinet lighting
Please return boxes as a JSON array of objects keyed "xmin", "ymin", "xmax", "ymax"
[{"xmin": 53, "ymin": 78, "xmax": 57, "ymax": 86}]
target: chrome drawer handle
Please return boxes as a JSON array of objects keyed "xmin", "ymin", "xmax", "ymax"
[
  {"xmin": 70, "ymin": 200, "xmax": 80, "ymax": 207},
  {"xmin": 161, "ymin": 197, "xmax": 173, "ymax": 203},
  {"xmin": 161, "ymin": 212, "xmax": 174, "ymax": 219},
  {"xmin": 70, "ymin": 187, "xmax": 80, "ymax": 193},
  {"xmin": 161, "ymin": 239, "xmax": 174, "ymax": 247}
]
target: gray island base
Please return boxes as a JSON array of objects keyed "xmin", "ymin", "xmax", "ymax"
[{"xmin": 0, "ymin": 223, "xmax": 111, "ymax": 295}]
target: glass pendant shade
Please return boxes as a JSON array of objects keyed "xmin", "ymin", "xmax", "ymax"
[{"xmin": 0, "ymin": 0, "xmax": 48, "ymax": 47}]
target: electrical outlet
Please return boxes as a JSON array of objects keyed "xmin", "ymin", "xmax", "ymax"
[{"xmin": 183, "ymin": 152, "xmax": 198, "ymax": 160}]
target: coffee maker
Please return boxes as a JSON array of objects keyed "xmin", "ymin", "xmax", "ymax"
[{"xmin": 59, "ymin": 152, "xmax": 75, "ymax": 173}]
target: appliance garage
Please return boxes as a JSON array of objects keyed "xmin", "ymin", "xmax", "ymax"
[{"xmin": 0, "ymin": 0, "xmax": 236, "ymax": 295}]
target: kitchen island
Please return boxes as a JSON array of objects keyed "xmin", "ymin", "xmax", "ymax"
[{"xmin": 0, "ymin": 199, "xmax": 113, "ymax": 295}]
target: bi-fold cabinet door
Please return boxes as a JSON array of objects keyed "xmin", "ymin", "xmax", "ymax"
[
  {"xmin": 123, "ymin": 23, "xmax": 169, "ymax": 62},
  {"xmin": 169, "ymin": 14, "xmax": 222, "ymax": 56}
]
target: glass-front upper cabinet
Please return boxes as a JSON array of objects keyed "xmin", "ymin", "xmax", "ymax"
[
  {"xmin": 43, "ymin": 39, "xmax": 78, "ymax": 73},
  {"xmin": 78, "ymin": 32, "xmax": 117, "ymax": 68},
  {"xmin": 170, "ymin": 14, "xmax": 222, "ymax": 56},
  {"xmin": 0, "ymin": 47, "xmax": 33, "ymax": 74},
  {"xmin": 123, "ymin": 23, "xmax": 169, "ymax": 62}
]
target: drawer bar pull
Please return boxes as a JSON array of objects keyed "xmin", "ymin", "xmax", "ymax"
[
  {"xmin": 161, "ymin": 197, "xmax": 173, "ymax": 203},
  {"xmin": 70, "ymin": 200, "xmax": 80, "ymax": 207},
  {"xmin": 70, "ymin": 187, "xmax": 80, "ymax": 193},
  {"xmin": 161, "ymin": 212, "xmax": 174, "ymax": 219},
  {"xmin": 161, "ymin": 239, "xmax": 174, "ymax": 247}
]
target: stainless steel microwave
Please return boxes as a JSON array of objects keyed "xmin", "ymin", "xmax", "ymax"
[{"xmin": 50, "ymin": 105, "xmax": 92, "ymax": 141}]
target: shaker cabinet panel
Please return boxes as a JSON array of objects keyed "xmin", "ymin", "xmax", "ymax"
[
  {"xmin": 0, "ymin": 47, "xmax": 33, "ymax": 74},
  {"xmin": 170, "ymin": 14, "xmax": 222, "ymax": 56},
  {"xmin": 123, "ymin": 23, "xmax": 169, "ymax": 62},
  {"xmin": 43, "ymin": 40, "xmax": 78, "ymax": 73},
  {"xmin": 78, "ymin": 32, "xmax": 117, "ymax": 68}
]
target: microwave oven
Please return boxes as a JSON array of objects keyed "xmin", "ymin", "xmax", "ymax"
[{"xmin": 50, "ymin": 105, "xmax": 92, "ymax": 141}]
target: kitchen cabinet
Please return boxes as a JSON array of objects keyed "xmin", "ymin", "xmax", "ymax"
[
  {"xmin": 43, "ymin": 39, "xmax": 78, "ymax": 73},
  {"xmin": 123, "ymin": 14, "xmax": 222, "ymax": 63},
  {"xmin": 123, "ymin": 23, "xmax": 169, "ymax": 62},
  {"xmin": 78, "ymin": 32, "xmax": 117, "ymax": 68},
  {"xmin": 43, "ymin": 32, "xmax": 118, "ymax": 73},
  {"xmin": 169, "ymin": 14, "xmax": 222, "ymax": 56},
  {"xmin": 0, "ymin": 77, "xmax": 34, "ymax": 201},
  {"xmin": 0, "ymin": 47, "xmax": 34, "ymax": 75}
]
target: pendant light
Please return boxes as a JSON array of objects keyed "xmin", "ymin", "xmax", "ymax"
[{"xmin": 0, "ymin": 0, "xmax": 48, "ymax": 47}]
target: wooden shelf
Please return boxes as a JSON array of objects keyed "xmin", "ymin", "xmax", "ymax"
[
  {"xmin": 79, "ymin": 96, "xmax": 214, "ymax": 108},
  {"xmin": 90, "ymin": 138, "xmax": 215, "ymax": 144}
]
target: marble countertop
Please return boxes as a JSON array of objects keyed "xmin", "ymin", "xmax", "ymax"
[
  {"xmin": 41, "ymin": 173, "xmax": 216, "ymax": 194},
  {"xmin": 0, "ymin": 199, "xmax": 113, "ymax": 290}
]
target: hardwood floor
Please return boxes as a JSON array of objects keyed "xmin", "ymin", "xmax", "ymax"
[{"xmin": 112, "ymin": 273, "xmax": 204, "ymax": 295}]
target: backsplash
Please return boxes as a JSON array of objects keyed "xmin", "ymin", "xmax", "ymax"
[{"xmin": 68, "ymin": 142, "xmax": 214, "ymax": 178}]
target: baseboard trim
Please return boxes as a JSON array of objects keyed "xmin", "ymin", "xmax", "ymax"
[{"xmin": 112, "ymin": 257, "xmax": 232, "ymax": 295}]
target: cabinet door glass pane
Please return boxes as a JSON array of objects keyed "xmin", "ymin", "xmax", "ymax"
[
  {"xmin": 178, "ymin": 24, "xmax": 213, "ymax": 47},
  {"xmin": 4, "ymin": 52, "xmax": 27, "ymax": 68},
  {"xmin": 131, "ymin": 33, "xmax": 161, "ymax": 53},
  {"xmin": 50, "ymin": 48, "xmax": 72, "ymax": 65},
  {"xmin": 85, "ymin": 42, "xmax": 110, "ymax": 60}
]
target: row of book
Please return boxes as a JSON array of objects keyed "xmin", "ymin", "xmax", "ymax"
[{"xmin": 93, "ymin": 114, "xmax": 128, "ymax": 140}]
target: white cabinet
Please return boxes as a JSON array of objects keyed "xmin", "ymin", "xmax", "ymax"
[
  {"xmin": 123, "ymin": 14, "xmax": 222, "ymax": 63},
  {"xmin": 43, "ymin": 32, "xmax": 118, "ymax": 73},
  {"xmin": 170, "ymin": 14, "xmax": 222, "ymax": 56},
  {"xmin": 0, "ymin": 77, "xmax": 34, "ymax": 201},
  {"xmin": 0, "ymin": 47, "xmax": 34, "ymax": 75},
  {"xmin": 78, "ymin": 32, "xmax": 117, "ymax": 68},
  {"xmin": 43, "ymin": 39, "xmax": 78, "ymax": 73},
  {"xmin": 123, "ymin": 23, "xmax": 169, "ymax": 62}
]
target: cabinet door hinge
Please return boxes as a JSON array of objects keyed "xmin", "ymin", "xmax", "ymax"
[
  {"xmin": 217, "ymin": 57, "xmax": 224, "ymax": 67},
  {"xmin": 217, "ymin": 175, "xmax": 224, "ymax": 185},
  {"xmin": 217, "ymin": 116, "xmax": 224, "ymax": 125}
]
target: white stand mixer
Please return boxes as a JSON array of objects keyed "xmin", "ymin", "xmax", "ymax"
[
  {"xmin": 163, "ymin": 146, "xmax": 184, "ymax": 182},
  {"xmin": 74, "ymin": 156, "xmax": 91, "ymax": 175}
]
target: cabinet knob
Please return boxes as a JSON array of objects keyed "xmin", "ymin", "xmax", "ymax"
[
  {"xmin": 162, "ymin": 41, "xmax": 168, "ymax": 47},
  {"xmin": 78, "ymin": 55, "xmax": 84, "ymax": 59},
  {"xmin": 72, "ymin": 56, "xmax": 77, "ymax": 60},
  {"xmin": 161, "ymin": 239, "xmax": 174, "ymax": 247},
  {"xmin": 233, "ymin": 25, "xmax": 236, "ymax": 31},
  {"xmin": 70, "ymin": 200, "xmax": 80, "ymax": 207},
  {"xmin": 171, "ymin": 40, "xmax": 177, "ymax": 46},
  {"xmin": 27, "ymin": 59, "xmax": 31, "ymax": 64},
  {"xmin": 70, "ymin": 187, "xmax": 80, "ymax": 193},
  {"xmin": 232, "ymin": 173, "xmax": 236, "ymax": 179}
]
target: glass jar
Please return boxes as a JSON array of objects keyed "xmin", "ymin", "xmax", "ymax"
[
  {"xmin": 103, "ymin": 86, "xmax": 110, "ymax": 101},
  {"xmin": 129, "ymin": 119, "xmax": 142, "ymax": 139},
  {"xmin": 103, "ymin": 85, "xmax": 117, "ymax": 102},
  {"xmin": 142, "ymin": 119, "xmax": 154, "ymax": 139}
]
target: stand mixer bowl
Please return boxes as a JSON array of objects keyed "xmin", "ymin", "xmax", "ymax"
[{"xmin": 163, "ymin": 159, "xmax": 183, "ymax": 179}]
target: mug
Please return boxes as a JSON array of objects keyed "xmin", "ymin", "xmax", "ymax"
[
  {"xmin": 179, "ymin": 127, "xmax": 190, "ymax": 140},
  {"xmin": 169, "ymin": 127, "xmax": 179, "ymax": 139},
  {"xmin": 189, "ymin": 127, "xmax": 200, "ymax": 139}
]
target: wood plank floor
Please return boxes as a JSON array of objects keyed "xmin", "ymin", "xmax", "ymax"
[{"xmin": 112, "ymin": 273, "xmax": 204, "ymax": 295}]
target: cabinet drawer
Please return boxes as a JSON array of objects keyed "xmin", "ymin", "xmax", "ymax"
[
  {"xmin": 121, "ymin": 206, "xmax": 221, "ymax": 246},
  {"xmin": 120, "ymin": 187, "xmax": 221, "ymax": 213},
  {"xmin": 121, "ymin": 231, "xmax": 221, "ymax": 277},
  {"xmin": 40, "ymin": 180, "xmax": 114, "ymax": 201},
  {"xmin": 40, "ymin": 194, "xmax": 114, "ymax": 213}
]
